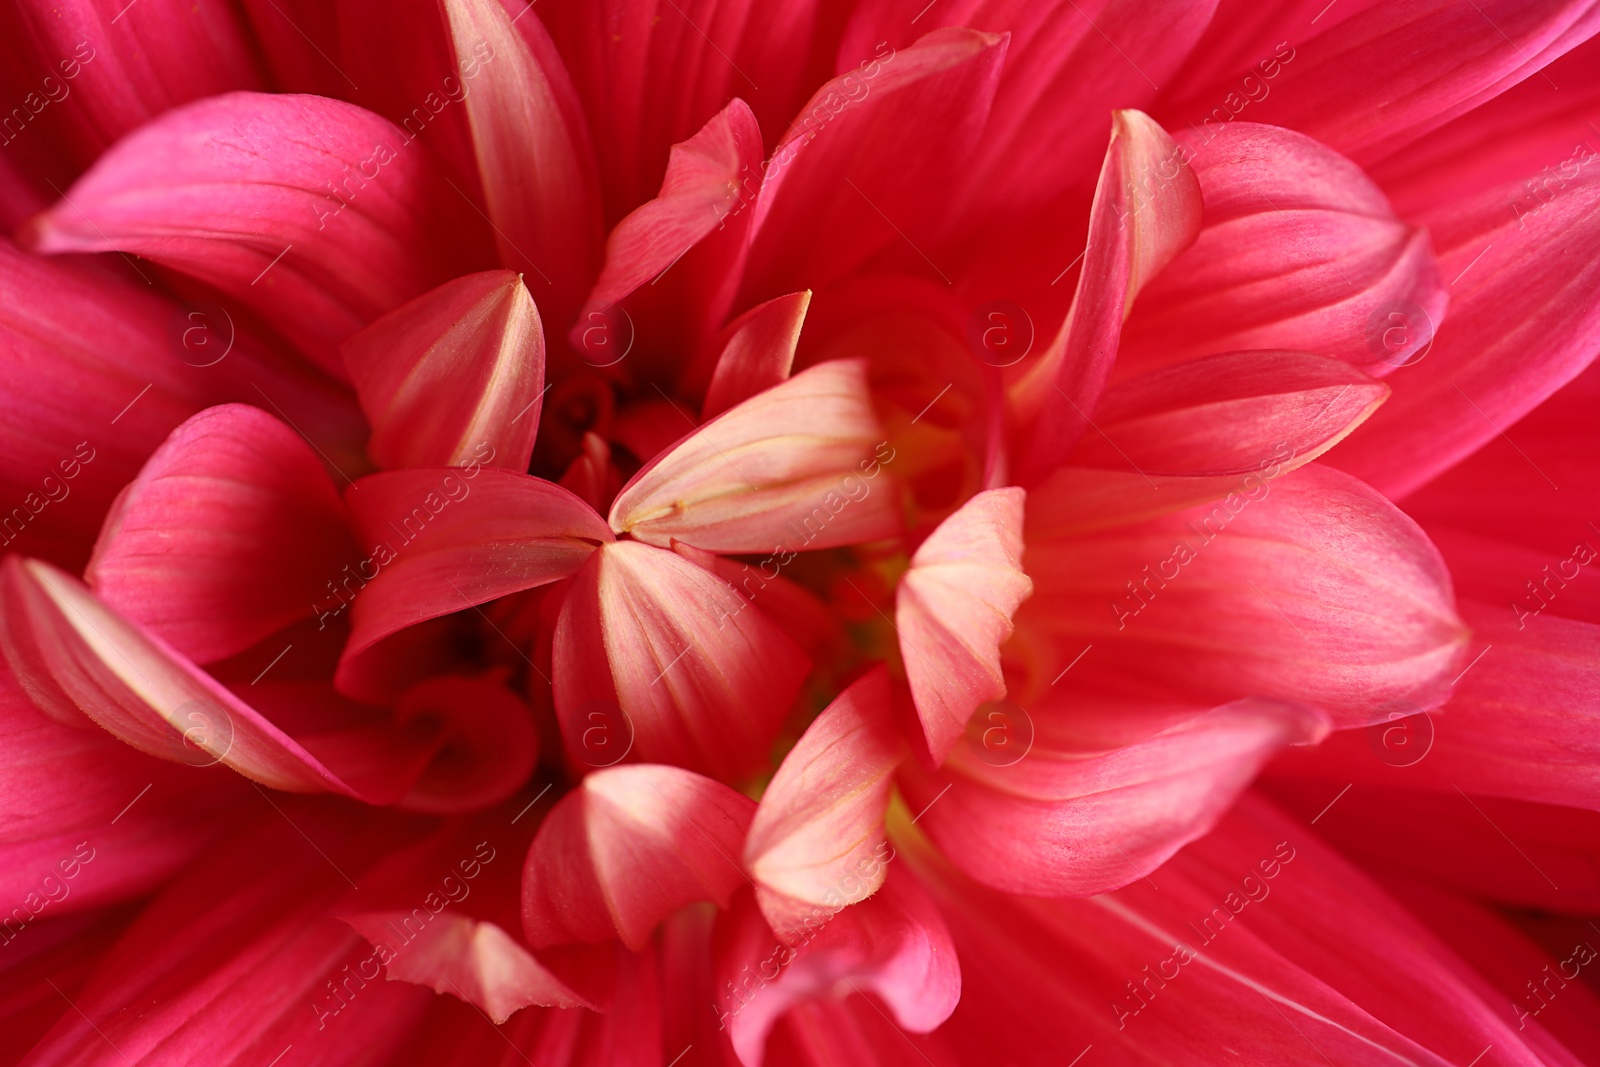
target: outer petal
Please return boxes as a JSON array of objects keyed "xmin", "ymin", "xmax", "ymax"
[
  {"xmin": 0, "ymin": 558, "xmax": 440, "ymax": 804},
  {"xmin": 609, "ymin": 359, "xmax": 900, "ymax": 552},
  {"xmin": 896, "ymin": 488, "xmax": 1033, "ymax": 763},
  {"xmin": 899, "ymin": 697, "xmax": 1330, "ymax": 895},
  {"xmin": 338, "ymin": 468, "xmax": 611, "ymax": 700},
  {"xmin": 1118, "ymin": 123, "xmax": 1447, "ymax": 377},
  {"xmin": 19, "ymin": 807, "xmax": 433, "ymax": 1066},
  {"xmin": 1010, "ymin": 110, "xmax": 1203, "ymax": 484},
  {"xmin": 342, "ymin": 270, "xmax": 545, "ymax": 471},
  {"xmin": 1329, "ymin": 166, "xmax": 1600, "ymax": 498},
  {"xmin": 0, "ymin": 0, "xmax": 263, "ymax": 168},
  {"xmin": 743, "ymin": 667, "xmax": 905, "ymax": 940},
  {"xmin": 1075, "ymin": 350, "xmax": 1388, "ymax": 476},
  {"xmin": 904, "ymin": 791, "xmax": 1590, "ymax": 1067},
  {"xmin": 700, "ymin": 291, "xmax": 810, "ymax": 419},
  {"xmin": 552, "ymin": 541, "xmax": 809, "ymax": 782},
  {"xmin": 24, "ymin": 92, "xmax": 485, "ymax": 376},
  {"xmin": 522, "ymin": 764, "xmax": 755, "ymax": 951},
  {"xmin": 84, "ymin": 405, "xmax": 358, "ymax": 665},
  {"xmin": 714, "ymin": 868, "xmax": 959, "ymax": 1067},
  {"xmin": 1171, "ymin": 0, "xmax": 1600, "ymax": 166}
]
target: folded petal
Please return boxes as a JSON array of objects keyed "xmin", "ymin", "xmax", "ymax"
[
  {"xmin": 0, "ymin": 558, "xmax": 440, "ymax": 804},
  {"xmin": 84, "ymin": 404, "xmax": 358, "ymax": 665},
  {"xmin": 336, "ymin": 816, "xmax": 588, "ymax": 1023},
  {"xmin": 609, "ymin": 359, "xmax": 900, "ymax": 553},
  {"xmin": 342, "ymin": 270, "xmax": 546, "ymax": 471},
  {"xmin": 896, "ymin": 488, "xmax": 1032, "ymax": 763},
  {"xmin": 714, "ymin": 867, "xmax": 959, "ymax": 1067},
  {"xmin": 1076, "ymin": 350, "xmax": 1388, "ymax": 476},
  {"xmin": 1118, "ymin": 123, "xmax": 1446, "ymax": 377},
  {"xmin": 576, "ymin": 98, "xmax": 764, "ymax": 337},
  {"xmin": 1010, "ymin": 110, "xmax": 1203, "ymax": 484},
  {"xmin": 438, "ymin": 0, "xmax": 602, "ymax": 321},
  {"xmin": 900, "ymin": 697, "xmax": 1329, "ymax": 895},
  {"xmin": 1329, "ymin": 166, "xmax": 1600, "ymax": 498},
  {"xmin": 744, "ymin": 667, "xmax": 904, "ymax": 940},
  {"xmin": 552, "ymin": 541, "xmax": 809, "ymax": 782},
  {"xmin": 338, "ymin": 468, "xmax": 611, "ymax": 700},
  {"xmin": 699, "ymin": 291, "xmax": 810, "ymax": 420},
  {"xmin": 24, "ymin": 91, "xmax": 485, "ymax": 376},
  {"xmin": 1020, "ymin": 464, "xmax": 1467, "ymax": 727},
  {"xmin": 738, "ymin": 27, "xmax": 1008, "ymax": 304},
  {"xmin": 522, "ymin": 764, "xmax": 755, "ymax": 951}
]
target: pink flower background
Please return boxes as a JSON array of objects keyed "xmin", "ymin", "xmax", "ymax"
[{"xmin": 1, "ymin": 0, "xmax": 1599, "ymax": 1064}]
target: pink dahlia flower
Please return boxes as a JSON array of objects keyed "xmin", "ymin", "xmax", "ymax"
[{"xmin": 2, "ymin": 0, "xmax": 1600, "ymax": 1062}]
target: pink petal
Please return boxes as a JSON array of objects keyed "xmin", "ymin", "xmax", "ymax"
[
  {"xmin": 0, "ymin": 0, "xmax": 263, "ymax": 167},
  {"xmin": 1171, "ymin": 0, "xmax": 1600, "ymax": 166},
  {"xmin": 438, "ymin": 0, "xmax": 602, "ymax": 322},
  {"xmin": 20, "ymin": 806, "xmax": 435, "ymax": 1066},
  {"xmin": 84, "ymin": 404, "xmax": 358, "ymax": 665},
  {"xmin": 1010, "ymin": 110, "xmax": 1203, "ymax": 485},
  {"xmin": 522, "ymin": 764, "xmax": 755, "ymax": 951},
  {"xmin": 738, "ymin": 27, "xmax": 1008, "ymax": 304},
  {"xmin": 896, "ymin": 488, "xmax": 1033, "ymax": 764},
  {"xmin": 552, "ymin": 541, "xmax": 809, "ymax": 782},
  {"xmin": 536, "ymin": 0, "xmax": 824, "ymax": 217},
  {"xmin": 1076, "ymin": 350, "xmax": 1389, "ymax": 476},
  {"xmin": 743, "ymin": 667, "xmax": 905, "ymax": 940},
  {"xmin": 1329, "ymin": 163, "xmax": 1600, "ymax": 499},
  {"xmin": 24, "ymin": 91, "xmax": 485, "ymax": 377},
  {"xmin": 1118, "ymin": 123, "xmax": 1446, "ymax": 377},
  {"xmin": 576, "ymin": 98, "xmax": 764, "ymax": 334},
  {"xmin": 388, "ymin": 676, "xmax": 538, "ymax": 813},
  {"xmin": 0, "ymin": 558, "xmax": 439, "ymax": 803},
  {"xmin": 1021, "ymin": 463, "xmax": 1468, "ymax": 727},
  {"xmin": 900, "ymin": 697, "xmax": 1329, "ymax": 896},
  {"xmin": 609, "ymin": 359, "xmax": 900, "ymax": 553},
  {"xmin": 342, "ymin": 270, "xmax": 546, "ymax": 471},
  {"xmin": 714, "ymin": 868, "xmax": 959, "ymax": 1067},
  {"xmin": 910, "ymin": 790, "xmax": 1588, "ymax": 1066},
  {"xmin": 337, "ymin": 819, "xmax": 589, "ymax": 1023},
  {"xmin": 0, "ymin": 240, "xmax": 362, "ymax": 569},
  {"xmin": 700, "ymin": 292, "xmax": 810, "ymax": 420},
  {"xmin": 671, "ymin": 539, "xmax": 842, "ymax": 663},
  {"xmin": 338, "ymin": 468, "xmax": 611, "ymax": 701}
]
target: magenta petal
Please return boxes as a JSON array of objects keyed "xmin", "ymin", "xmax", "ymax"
[
  {"xmin": 700, "ymin": 291, "xmax": 810, "ymax": 420},
  {"xmin": 522, "ymin": 764, "xmax": 755, "ymax": 951},
  {"xmin": 25, "ymin": 91, "xmax": 485, "ymax": 376},
  {"xmin": 85, "ymin": 404, "xmax": 359, "ymax": 665},
  {"xmin": 343, "ymin": 270, "xmax": 546, "ymax": 472}
]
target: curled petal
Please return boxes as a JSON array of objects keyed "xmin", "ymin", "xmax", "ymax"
[
  {"xmin": 700, "ymin": 291, "xmax": 810, "ymax": 420},
  {"xmin": 522, "ymin": 764, "xmax": 755, "ymax": 951},
  {"xmin": 391, "ymin": 677, "xmax": 537, "ymax": 813},
  {"xmin": 896, "ymin": 488, "xmax": 1033, "ymax": 763},
  {"xmin": 342, "ymin": 270, "xmax": 546, "ymax": 472},
  {"xmin": 609, "ymin": 359, "xmax": 900, "ymax": 552},
  {"xmin": 900, "ymin": 697, "xmax": 1331, "ymax": 896},
  {"xmin": 24, "ymin": 92, "xmax": 483, "ymax": 375},
  {"xmin": 1120, "ymin": 123, "xmax": 1447, "ymax": 376},
  {"xmin": 744, "ymin": 667, "xmax": 905, "ymax": 940},
  {"xmin": 85, "ymin": 404, "xmax": 358, "ymax": 665},
  {"xmin": 552, "ymin": 541, "xmax": 809, "ymax": 782},
  {"xmin": 714, "ymin": 868, "xmax": 959, "ymax": 1067},
  {"xmin": 1011, "ymin": 110, "xmax": 1203, "ymax": 484}
]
